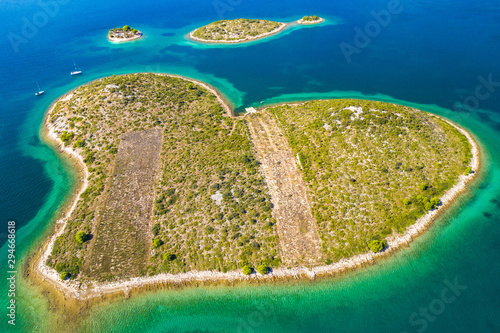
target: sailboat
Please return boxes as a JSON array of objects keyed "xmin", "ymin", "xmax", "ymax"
[
  {"xmin": 35, "ymin": 82, "xmax": 44, "ymax": 96},
  {"xmin": 71, "ymin": 60, "xmax": 82, "ymax": 76}
]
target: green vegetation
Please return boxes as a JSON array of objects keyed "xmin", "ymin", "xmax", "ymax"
[
  {"xmin": 242, "ymin": 265, "xmax": 253, "ymax": 275},
  {"xmin": 75, "ymin": 231, "xmax": 88, "ymax": 245},
  {"xmin": 257, "ymin": 264, "xmax": 270, "ymax": 275},
  {"xmin": 60, "ymin": 271, "xmax": 69, "ymax": 280},
  {"xmin": 152, "ymin": 238, "xmax": 162, "ymax": 249},
  {"xmin": 60, "ymin": 131, "xmax": 74, "ymax": 144},
  {"xmin": 267, "ymin": 100, "xmax": 472, "ymax": 262},
  {"xmin": 368, "ymin": 239, "xmax": 387, "ymax": 253},
  {"xmin": 300, "ymin": 15, "xmax": 321, "ymax": 22},
  {"xmin": 108, "ymin": 25, "xmax": 141, "ymax": 40},
  {"xmin": 464, "ymin": 166, "xmax": 472, "ymax": 175},
  {"xmin": 192, "ymin": 19, "xmax": 283, "ymax": 42},
  {"xmin": 163, "ymin": 252, "xmax": 176, "ymax": 261},
  {"xmin": 46, "ymin": 74, "xmax": 278, "ymax": 281},
  {"xmin": 75, "ymin": 139, "xmax": 86, "ymax": 148},
  {"xmin": 46, "ymin": 77, "xmax": 473, "ymax": 281}
]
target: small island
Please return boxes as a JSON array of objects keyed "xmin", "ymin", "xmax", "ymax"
[
  {"xmin": 189, "ymin": 18, "xmax": 287, "ymax": 43},
  {"xmin": 297, "ymin": 15, "xmax": 325, "ymax": 25},
  {"xmin": 107, "ymin": 25, "xmax": 143, "ymax": 42}
]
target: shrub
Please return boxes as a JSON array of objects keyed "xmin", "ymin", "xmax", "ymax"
[
  {"xmin": 429, "ymin": 197, "xmax": 441, "ymax": 209},
  {"xmin": 152, "ymin": 223, "xmax": 161, "ymax": 236},
  {"xmin": 242, "ymin": 265, "xmax": 253, "ymax": 275},
  {"xmin": 152, "ymin": 238, "xmax": 162, "ymax": 248},
  {"xmin": 75, "ymin": 231, "xmax": 88, "ymax": 244},
  {"xmin": 163, "ymin": 252, "xmax": 176, "ymax": 261},
  {"xmin": 60, "ymin": 131, "xmax": 74, "ymax": 143},
  {"xmin": 75, "ymin": 139, "xmax": 86, "ymax": 148},
  {"xmin": 256, "ymin": 264, "xmax": 269, "ymax": 275},
  {"xmin": 368, "ymin": 239, "xmax": 387, "ymax": 253}
]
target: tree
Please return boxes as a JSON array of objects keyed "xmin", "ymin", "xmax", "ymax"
[
  {"xmin": 60, "ymin": 271, "xmax": 69, "ymax": 280},
  {"xmin": 368, "ymin": 239, "xmax": 387, "ymax": 253},
  {"xmin": 75, "ymin": 231, "xmax": 88, "ymax": 244},
  {"xmin": 464, "ymin": 167, "xmax": 472, "ymax": 175},
  {"xmin": 257, "ymin": 264, "xmax": 269, "ymax": 275},
  {"xmin": 242, "ymin": 265, "xmax": 253, "ymax": 275},
  {"xmin": 123, "ymin": 25, "xmax": 130, "ymax": 31}
]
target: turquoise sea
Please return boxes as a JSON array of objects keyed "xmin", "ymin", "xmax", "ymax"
[{"xmin": 1, "ymin": 0, "xmax": 499, "ymax": 332}]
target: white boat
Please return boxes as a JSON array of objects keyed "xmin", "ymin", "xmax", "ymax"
[
  {"xmin": 35, "ymin": 82, "xmax": 44, "ymax": 96},
  {"xmin": 71, "ymin": 60, "xmax": 82, "ymax": 76}
]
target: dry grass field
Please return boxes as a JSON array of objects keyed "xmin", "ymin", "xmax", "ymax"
[{"xmin": 84, "ymin": 129, "xmax": 162, "ymax": 280}]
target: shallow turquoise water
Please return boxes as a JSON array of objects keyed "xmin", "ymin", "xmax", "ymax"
[{"xmin": 0, "ymin": 0, "xmax": 499, "ymax": 332}]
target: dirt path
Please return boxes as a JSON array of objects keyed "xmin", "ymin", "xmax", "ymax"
[{"xmin": 247, "ymin": 112, "xmax": 323, "ymax": 266}]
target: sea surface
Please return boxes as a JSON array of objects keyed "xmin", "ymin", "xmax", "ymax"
[{"xmin": 0, "ymin": 0, "xmax": 499, "ymax": 332}]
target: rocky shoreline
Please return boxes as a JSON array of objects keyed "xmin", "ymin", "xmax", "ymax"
[
  {"xmin": 296, "ymin": 17, "xmax": 325, "ymax": 25},
  {"xmin": 107, "ymin": 32, "xmax": 143, "ymax": 43}
]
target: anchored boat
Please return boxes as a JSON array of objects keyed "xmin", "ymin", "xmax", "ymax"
[{"xmin": 71, "ymin": 60, "xmax": 82, "ymax": 76}]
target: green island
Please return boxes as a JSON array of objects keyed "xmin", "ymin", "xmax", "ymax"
[
  {"xmin": 44, "ymin": 74, "xmax": 475, "ymax": 284},
  {"xmin": 297, "ymin": 15, "xmax": 324, "ymax": 24},
  {"xmin": 107, "ymin": 25, "xmax": 143, "ymax": 42},
  {"xmin": 189, "ymin": 18, "xmax": 286, "ymax": 43}
]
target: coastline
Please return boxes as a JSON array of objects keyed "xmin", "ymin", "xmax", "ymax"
[
  {"xmin": 188, "ymin": 22, "xmax": 287, "ymax": 44},
  {"xmin": 107, "ymin": 32, "xmax": 143, "ymax": 43},
  {"xmin": 296, "ymin": 18, "xmax": 325, "ymax": 25},
  {"xmin": 34, "ymin": 89, "xmax": 481, "ymax": 301}
]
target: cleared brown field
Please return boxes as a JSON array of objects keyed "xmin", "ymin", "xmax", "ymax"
[
  {"xmin": 84, "ymin": 128, "xmax": 162, "ymax": 280},
  {"xmin": 247, "ymin": 113, "xmax": 323, "ymax": 266}
]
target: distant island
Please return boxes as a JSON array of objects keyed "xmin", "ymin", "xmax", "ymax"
[
  {"xmin": 107, "ymin": 25, "xmax": 143, "ymax": 42},
  {"xmin": 38, "ymin": 73, "xmax": 479, "ymax": 299},
  {"xmin": 189, "ymin": 19, "xmax": 287, "ymax": 43},
  {"xmin": 297, "ymin": 15, "xmax": 324, "ymax": 24}
]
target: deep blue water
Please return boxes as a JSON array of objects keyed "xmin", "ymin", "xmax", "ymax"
[{"xmin": 0, "ymin": 0, "xmax": 499, "ymax": 332}]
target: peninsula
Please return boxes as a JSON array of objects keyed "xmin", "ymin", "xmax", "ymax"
[
  {"xmin": 38, "ymin": 74, "xmax": 479, "ymax": 299},
  {"xmin": 107, "ymin": 25, "xmax": 143, "ymax": 42}
]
